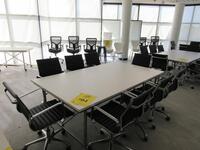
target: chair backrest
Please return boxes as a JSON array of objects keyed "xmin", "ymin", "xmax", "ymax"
[
  {"xmin": 86, "ymin": 38, "xmax": 97, "ymax": 50},
  {"xmin": 68, "ymin": 36, "xmax": 79, "ymax": 49},
  {"xmin": 152, "ymin": 54, "xmax": 168, "ymax": 71},
  {"xmin": 149, "ymin": 45, "xmax": 157, "ymax": 54},
  {"xmin": 140, "ymin": 45, "xmax": 149, "ymax": 55},
  {"xmin": 65, "ymin": 54, "xmax": 84, "ymax": 71},
  {"xmin": 170, "ymin": 41, "xmax": 176, "ymax": 50},
  {"xmin": 150, "ymin": 36, "xmax": 159, "ymax": 45},
  {"xmin": 2, "ymin": 82, "xmax": 31, "ymax": 120},
  {"xmin": 132, "ymin": 53, "xmax": 151, "ymax": 67},
  {"xmin": 140, "ymin": 37, "xmax": 147, "ymax": 46},
  {"xmin": 50, "ymin": 36, "xmax": 62, "ymax": 50},
  {"xmin": 85, "ymin": 52, "xmax": 100, "ymax": 67},
  {"xmin": 157, "ymin": 45, "xmax": 164, "ymax": 52},
  {"xmin": 36, "ymin": 58, "xmax": 63, "ymax": 77},
  {"xmin": 114, "ymin": 42, "xmax": 123, "ymax": 52},
  {"xmin": 131, "ymin": 40, "xmax": 140, "ymax": 52}
]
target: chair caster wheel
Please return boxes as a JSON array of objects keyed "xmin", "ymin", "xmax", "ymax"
[
  {"xmin": 66, "ymin": 146, "xmax": 71, "ymax": 150},
  {"xmin": 37, "ymin": 131, "xmax": 43, "ymax": 136},
  {"xmin": 151, "ymin": 124, "xmax": 156, "ymax": 130},
  {"xmin": 143, "ymin": 135, "xmax": 148, "ymax": 142},
  {"xmin": 22, "ymin": 146, "xmax": 27, "ymax": 150},
  {"xmin": 61, "ymin": 130, "xmax": 66, "ymax": 135},
  {"xmin": 165, "ymin": 116, "xmax": 170, "ymax": 121}
]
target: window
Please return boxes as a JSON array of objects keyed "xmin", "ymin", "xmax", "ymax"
[
  {"xmin": 7, "ymin": 0, "xmax": 37, "ymax": 15},
  {"xmin": 141, "ymin": 23, "xmax": 157, "ymax": 39},
  {"xmin": 192, "ymin": 6, "xmax": 200, "ymax": 23},
  {"xmin": 189, "ymin": 24, "xmax": 200, "ymax": 41},
  {"xmin": 0, "ymin": 0, "xmax": 6, "ymax": 14},
  {"xmin": 182, "ymin": 6, "xmax": 194, "ymax": 23},
  {"xmin": 77, "ymin": 0, "xmax": 101, "ymax": 18},
  {"xmin": 0, "ymin": 17, "xmax": 10, "ymax": 41},
  {"xmin": 159, "ymin": 6, "xmax": 175, "ymax": 23},
  {"xmin": 103, "ymin": 21, "xmax": 121, "ymax": 40},
  {"xmin": 103, "ymin": 5, "xmax": 118, "ymax": 19},
  {"xmin": 131, "ymin": 5, "xmax": 139, "ymax": 20},
  {"xmin": 179, "ymin": 24, "xmax": 190, "ymax": 41},
  {"xmin": 139, "ymin": 6, "xmax": 159, "ymax": 22},
  {"xmin": 157, "ymin": 24, "xmax": 171, "ymax": 40}
]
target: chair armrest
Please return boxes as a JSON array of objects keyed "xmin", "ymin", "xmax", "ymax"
[
  {"xmin": 4, "ymin": 89, "xmax": 17, "ymax": 104},
  {"xmin": 31, "ymin": 101, "xmax": 63, "ymax": 120},
  {"xmin": 94, "ymin": 106, "xmax": 119, "ymax": 124},
  {"xmin": 19, "ymin": 88, "xmax": 40, "ymax": 99}
]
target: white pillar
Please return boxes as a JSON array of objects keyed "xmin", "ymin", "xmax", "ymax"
[
  {"xmin": 170, "ymin": 3, "xmax": 185, "ymax": 49},
  {"xmin": 121, "ymin": 0, "xmax": 132, "ymax": 60}
]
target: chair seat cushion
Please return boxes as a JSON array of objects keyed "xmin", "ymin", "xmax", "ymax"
[
  {"xmin": 67, "ymin": 48, "xmax": 80, "ymax": 54},
  {"xmin": 88, "ymin": 101, "xmax": 125, "ymax": 133},
  {"xmin": 84, "ymin": 49, "xmax": 96, "ymax": 53},
  {"xmin": 29, "ymin": 100, "xmax": 74, "ymax": 131},
  {"xmin": 49, "ymin": 48, "xmax": 62, "ymax": 54}
]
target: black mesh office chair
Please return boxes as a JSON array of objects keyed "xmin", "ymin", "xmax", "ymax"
[
  {"xmin": 67, "ymin": 36, "xmax": 81, "ymax": 55},
  {"xmin": 140, "ymin": 45, "xmax": 149, "ymax": 55},
  {"xmin": 84, "ymin": 38, "xmax": 97, "ymax": 53},
  {"xmin": 149, "ymin": 45, "xmax": 157, "ymax": 54},
  {"xmin": 84, "ymin": 52, "xmax": 100, "ymax": 67},
  {"xmin": 170, "ymin": 41, "xmax": 176, "ymax": 50},
  {"xmin": 3, "ymin": 82, "xmax": 74, "ymax": 150},
  {"xmin": 140, "ymin": 37, "xmax": 147, "ymax": 46},
  {"xmin": 48, "ymin": 36, "xmax": 63, "ymax": 57},
  {"xmin": 152, "ymin": 54, "xmax": 168, "ymax": 71},
  {"xmin": 65, "ymin": 54, "xmax": 84, "ymax": 71},
  {"xmin": 157, "ymin": 45, "xmax": 164, "ymax": 52},
  {"xmin": 36, "ymin": 58, "xmax": 63, "ymax": 77},
  {"xmin": 132, "ymin": 53, "xmax": 151, "ymax": 68},
  {"xmin": 150, "ymin": 36, "xmax": 159, "ymax": 46}
]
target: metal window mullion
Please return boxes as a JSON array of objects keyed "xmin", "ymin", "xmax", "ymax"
[
  {"xmin": 155, "ymin": 5, "xmax": 161, "ymax": 36},
  {"xmin": 187, "ymin": 6, "xmax": 195, "ymax": 44}
]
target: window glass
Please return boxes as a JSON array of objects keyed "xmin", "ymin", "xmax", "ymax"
[
  {"xmin": 7, "ymin": 0, "xmax": 37, "ymax": 15},
  {"xmin": 39, "ymin": 0, "xmax": 75, "ymax": 17},
  {"xmin": 78, "ymin": 22, "xmax": 101, "ymax": 40},
  {"xmin": 40, "ymin": 20, "xmax": 51, "ymax": 42},
  {"xmin": 157, "ymin": 24, "xmax": 171, "ymax": 40},
  {"xmin": 78, "ymin": 0, "xmax": 100, "ymax": 18},
  {"xmin": 182, "ymin": 6, "xmax": 194, "ymax": 23},
  {"xmin": 103, "ymin": 21, "xmax": 121, "ymax": 40},
  {"xmin": 0, "ymin": 17, "xmax": 10, "ymax": 41},
  {"xmin": 139, "ymin": 6, "xmax": 159, "ymax": 22},
  {"xmin": 103, "ymin": 5, "xmax": 118, "ymax": 19},
  {"xmin": 0, "ymin": 0, "xmax": 6, "ymax": 14},
  {"xmin": 192, "ymin": 6, "xmax": 200, "ymax": 23},
  {"xmin": 131, "ymin": 5, "xmax": 139, "ymax": 20},
  {"xmin": 11, "ymin": 18, "xmax": 40, "ymax": 43},
  {"xmin": 141, "ymin": 23, "xmax": 157, "ymax": 39},
  {"xmin": 189, "ymin": 24, "xmax": 200, "ymax": 41},
  {"xmin": 159, "ymin": 6, "xmax": 175, "ymax": 23},
  {"xmin": 179, "ymin": 24, "xmax": 190, "ymax": 41}
]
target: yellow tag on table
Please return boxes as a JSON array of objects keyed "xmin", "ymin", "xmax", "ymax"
[
  {"xmin": 178, "ymin": 57, "xmax": 188, "ymax": 62},
  {"xmin": 5, "ymin": 146, "xmax": 12, "ymax": 150},
  {"xmin": 71, "ymin": 93, "xmax": 96, "ymax": 107}
]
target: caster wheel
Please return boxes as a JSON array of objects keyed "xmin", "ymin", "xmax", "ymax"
[
  {"xmin": 22, "ymin": 147, "xmax": 27, "ymax": 150},
  {"xmin": 100, "ymin": 130, "xmax": 104, "ymax": 135},
  {"xmin": 165, "ymin": 116, "xmax": 170, "ymax": 121},
  {"xmin": 161, "ymin": 107, "xmax": 165, "ymax": 111},
  {"xmin": 151, "ymin": 124, "xmax": 156, "ymax": 130},
  {"xmin": 143, "ymin": 135, "xmax": 148, "ymax": 142},
  {"xmin": 61, "ymin": 130, "xmax": 66, "ymax": 135},
  {"xmin": 37, "ymin": 131, "xmax": 43, "ymax": 136},
  {"xmin": 66, "ymin": 146, "xmax": 71, "ymax": 150}
]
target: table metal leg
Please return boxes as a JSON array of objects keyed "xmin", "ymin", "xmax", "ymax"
[
  {"xmin": 83, "ymin": 111, "xmax": 88, "ymax": 149},
  {"xmin": 22, "ymin": 52, "xmax": 27, "ymax": 71},
  {"xmin": 42, "ymin": 90, "xmax": 47, "ymax": 103},
  {"xmin": 28, "ymin": 50, "xmax": 32, "ymax": 67},
  {"xmin": 4, "ymin": 52, "xmax": 7, "ymax": 67}
]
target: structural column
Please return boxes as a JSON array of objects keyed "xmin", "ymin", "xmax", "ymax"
[
  {"xmin": 170, "ymin": 3, "xmax": 185, "ymax": 49},
  {"xmin": 121, "ymin": 0, "xmax": 132, "ymax": 60}
]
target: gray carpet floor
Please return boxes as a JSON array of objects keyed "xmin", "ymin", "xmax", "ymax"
[{"xmin": 0, "ymin": 66, "xmax": 200, "ymax": 150}]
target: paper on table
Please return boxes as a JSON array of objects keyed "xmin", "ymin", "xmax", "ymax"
[
  {"xmin": 70, "ymin": 93, "xmax": 96, "ymax": 107},
  {"xmin": 5, "ymin": 146, "xmax": 12, "ymax": 150},
  {"xmin": 178, "ymin": 57, "xmax": 188, "ymax": 62}
]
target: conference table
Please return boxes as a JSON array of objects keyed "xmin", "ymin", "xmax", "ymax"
[
  {"xmin": 159, "ymin": 50, "xmax": 200, "ymax": 64},
  {"xmin": 0, "ymin": 47, "xmax": 33, "ymax": 71},
  {"xmin": 32, "ymin": 61, "xmax": 163, "ymax": 148}
]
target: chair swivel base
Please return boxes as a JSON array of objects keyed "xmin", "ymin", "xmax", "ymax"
[
  {"xmin": 22, "ymin": 127, "xmax": 71, "ymax": 150},
  {"xmin": 87, "ymin": 128, "xmax": 135, "ymax": 150},
  {"xmin": 149, "ymin": 106, "xmax": 171, "ymax": 122}
]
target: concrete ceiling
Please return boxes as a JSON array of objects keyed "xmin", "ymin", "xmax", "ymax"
[{"xmin": 104, "ymin": 0, "xmax": 200, "ymax": 5}]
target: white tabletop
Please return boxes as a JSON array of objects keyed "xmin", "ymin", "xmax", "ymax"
[
  {"xmin": 32, "ymin": 62, "xmax": 163, "ymax": 112},
  {"xmin": 0, "ymin": 47, "xmax": 32, "ymax": 52},
  {"xmin": 160, "ymin": 50, "xmax": 200, "ymax": 63}
]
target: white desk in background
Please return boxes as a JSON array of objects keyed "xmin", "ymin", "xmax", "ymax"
[
  {"xmin": 0, "ymin": 130, "xmax": 13, "ymax": 150},
  {"xmin": 32, "ymin": 62, "xmax": 163, "ymax": 149},
  {"xmin": 0, "ymin": 47, "xmax": 33, "ymax": 71},
  {"xmin": 159, "ymin": 50, "xmax": 200, "ymax": 64}
]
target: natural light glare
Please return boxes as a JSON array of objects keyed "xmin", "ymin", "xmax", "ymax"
[
  {"xmin": 182, "ymin": 6, "xmax": 194, "ymax": 23},
  {"xmin": 0, "ymin": 0, "xmax": 6, "ymax": 14},
  {"xmin": 0, "ymin": 17, "xmax": 10, "ymax": 41},
  {"xmin": 141, "ymin": 23, "xmax": 157, "ymax": 39},
  {"xmin": 159, "ymin": 6, "xmax": 175, "ymax": 23},
  {"xmin": 103, "ymin": 5, "xmax": 118, "ymax": 19},
  {"xmin": 139, "ymin": 6, "xmax": 159, "ymax": 22},
  {"xmin": 103, "ymin": 21, "xmax": 121, "ymax": 40}
]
